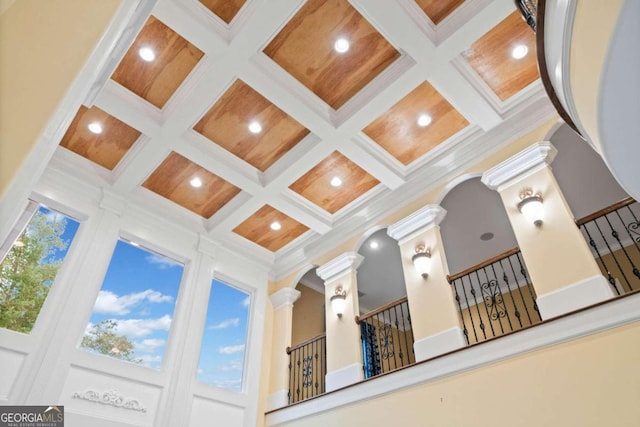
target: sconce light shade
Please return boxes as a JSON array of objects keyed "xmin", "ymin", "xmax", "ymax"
[
  {"xmin": 330, "ymin": 286, "xmax": 347, "ymax": 318},
  {"xmin": 412, "ymin": 246, "xmax": 431, "ymax": 279},
  {"xmin": 518, "ymin": 191, "xmax": 544, "ymax": 226}
]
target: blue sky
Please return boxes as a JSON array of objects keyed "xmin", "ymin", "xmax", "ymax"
[
  {"xmin": 82, "ymin": 240, "xmax": 183, "ymax": 369},
  {"xmin": 196, "ymin": 279, "xmax": 250, "ymax": 392}
]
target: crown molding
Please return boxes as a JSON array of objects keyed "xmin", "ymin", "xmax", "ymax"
[
  {"xmin": 481, "ymin": 141, "xmax": 558, "ymax": 191},
  {"xmin": 269, "ymin": 288, "xmax": 301, "ymax": 311},
  {"xmin": 387, "ymin": 204, "xmax": 447, "ymax": 242},
  {"xmin": 316, "ymin": 252, "xmax": 364, "ymax": 283}
]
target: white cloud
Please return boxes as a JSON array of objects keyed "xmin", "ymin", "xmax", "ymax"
[
  {"xmin": 217, "ymin": 359, "xmax": 243, "ymax": 372},
  {"xmin": 208, "ymin": 318, "xmax": 239, "ymax": 330},
  {"xmin": 93, "ymin": 289, "xmax": 173, "ymax": 315},
  {"xmin": 197, "ymin": 368, "xmax": 204, "ymax": 375},
  {"xmin": 145, "ymin": 253, "xmax": 181, "ymax": 269},
  {"xmin": 241, "ymin": 296, "xmax": 250, "ymax": 307},
  {"xmin": 134, "ymin": 338, "xmax": 166, "ymax": 353},
  {"xmin": 44, "ymin": 211, "xmax": 66, "ymax": 224},
  {"xmin": 218, "ymin": 344, "xmax": 245, "ymax": 355},
  {"xmin": 211, "ymin": 378, "xmax": 242, "ymax": 391},
  {"xmin": 114, "ymin": 315, "xmax": 172, "ymax": 338}
]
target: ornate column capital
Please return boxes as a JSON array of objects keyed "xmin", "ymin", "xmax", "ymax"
[
  {"xmin": 317, "ymin": 252, "xmax": 363, "ymax": 283},
  {"xmin": 482, "ymin": 141, "xmax": 557, "ymax": 191},
  {"xmin": 387, "ymin": 204, "xmax": 446, "ymax": 243},
  {"xmin": 269, "ymin": 287, "xmax": 301, "ymax": 311}
]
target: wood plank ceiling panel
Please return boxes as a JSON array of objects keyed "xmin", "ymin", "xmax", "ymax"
[
  {"xmin": 463, "ymin": 11, "xmax": 539, "ymax": 101},
  {"xmin": 142, "ymin": 152, "xmax": 240, "ymax": 218},
  {"xmin": 111, "ymin": 16, "xmax": 204, "ymax": 109},
  {"xmin": 59, "ymin": 106, "xmax": 141, "ymax": 170},
  {"xmin": 233, "ymin": 205, "xmax": 309, "ymax": 252},
  {"xmin": 415, "ymin": 0, "xmax": 465, "ymax": 25},
  {"xmin": 363, "ymin": 81, "xmax": 469, "ymax": 166},
  {"xmin": 193, "ymin": 79, "xmax": 310, "ymax": 172},
  {"xmin": 199, "ymin": 0, "xmax": 247, "ymax": 24},
  {"xmin": 289, "ymin": 151, "xmax": 380, "ymax": 214},
  {"xmin": 263, "ymin": 0, "xmax": 400, "ymax": 110}
]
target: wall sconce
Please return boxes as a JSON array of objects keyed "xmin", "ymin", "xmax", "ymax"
[
  {"xmin": 412, "ymin": 245, "xmax": 431, "ymax": 279},
  {"xmin": 518, "ymin": 189, "xmax": 544, "ymax": 226},
  {"xmin": 330, "ymin": 286, "xmax": 347, "ymax": 318}
]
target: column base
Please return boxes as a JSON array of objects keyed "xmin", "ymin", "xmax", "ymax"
[
  {"xmin": 413, "ymin": 326, "xmax": 467, "ymax": 362},
  {"xmin": 266, "ymin": 389, "xmax": 289, "ymax": 411},
  {"xmin": 536, "ymin": 274, "xmax": 615, "ymax": 320},
  {"xmin": 325, "ymin": 363, "xmax": 363, "ymax": 392}
]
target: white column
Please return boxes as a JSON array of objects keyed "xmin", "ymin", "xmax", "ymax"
[
  {"xmin": 388, "ymin": 205, "xmax": 466, "ymax": 362},
  {"xmin": 266, "ymin": 287, "xmax": 301, "ymax": 411},
  {"xmin": 317, "ymin": 252, "xmax": 364, "ymax": 392},
  {"xmin": 482, "ymin": 141, "xmax": 614, "ymax": 319}
]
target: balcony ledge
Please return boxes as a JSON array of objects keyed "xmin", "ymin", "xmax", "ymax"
[{"xmin": 266, "ymin": 291, "xmax": 640, "ymax": 426}]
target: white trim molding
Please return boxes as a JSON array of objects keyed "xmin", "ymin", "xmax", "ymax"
[
  {"xmin": 413, "ymin": 326, "xmax": 466, "ymax": 363},
  {"xmin": 536, "ymin": 274, "xmax": 615, "ymax": 320},
  {"xmin": 481, "ymin": 141, "xmax": 558, "ymax": 191},
  {"xmin": 266, "ymin": 389, "xmax": 289, "ymax": 412},
  {"xmin": 387, "ymin": 204, "xmax": 447, "ymax": 243},
  {"xmin": 269, "ymin": 288, "xmax": 301, "ymax": 311},
  {"xmin": 325, "ymin": 362, "xmax": 364, "ymax": 392},
  {"xmin": 316, "ymin": 252, "xmax": 364, "ymax": 283},
  {"xmin": 266, "ymin": 292, "xmax": 640, "ymax": 426}
]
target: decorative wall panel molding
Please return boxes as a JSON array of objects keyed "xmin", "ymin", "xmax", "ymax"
[{"xmin": 72, "ymin": 388, "xmax": 147, "ymax": 413}]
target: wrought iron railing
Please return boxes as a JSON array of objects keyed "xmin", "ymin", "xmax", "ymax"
[
  {"xmin": 286, "ymin": 333, "xmax": 326, "ymax": 404},
  {"xmin": 447, "ymin": 248, "xmax": 541, "ymax": 345},
  {"xmin": 355, "ymin": 297, "xmax": 415, "ymax": 379},
  {"xmin": 576, "ymin": 198, "xmax": 640, "ymax": 295},
  {"xmin": 515, "ymin": 0, "xmax": 537, "ymax": 31}
]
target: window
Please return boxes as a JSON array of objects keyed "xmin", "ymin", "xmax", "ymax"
[
  {"xmin": 81, "ymin": 240, "xmax": 183, "ymax": 368},
  {"xmin": 197, "ymin": 279, "xmax": 250, "ymax": 392},
  {"xmin": 0, "ymin": 204, "xmax": 80, "ymax": 333}
]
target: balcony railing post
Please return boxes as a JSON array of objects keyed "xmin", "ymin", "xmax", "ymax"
[
  {"xmin": 482, "ymin": 142, "xmax": 615, "ymax": 320},
  {"xmin": 388, "ymin": 205, "xmax": 467, "ymax": 362}
]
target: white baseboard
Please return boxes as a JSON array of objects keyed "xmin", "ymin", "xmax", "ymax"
[
  {"xmin": 414, "ymin": 326, "xmax": 467, "ymax": 362},
  {"xmin": 325, "ymin": 363, "xmax": 363, "ymax": 392},
  {"xmin": 266, "ymin": 389, "xmax": 289, "ymax": 411},
  {"xmin": 537, "ymin": 274, "xmax": 615, "ymax": 319}
]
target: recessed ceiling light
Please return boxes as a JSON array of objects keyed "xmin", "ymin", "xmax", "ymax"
[
  {"xmin": 270, "ymin": 221, "xmax": 282, "ymax": 231},
  {"xmin": 87, "ymin": 122, "xmax": 103, "ymax": 134},
  {"xmin": 369, "ymin": 241, "xmax": 379, "ymax": 249},
  {"xmin": 334, "ymin": 38, "xmax": 350, "ymax": 54},
  {"xmin": 190, "ymin": 177, "xmax": 203, "ymax": 188},
  {"xmin": 417, "ymin": 114, "xmax": 432, "ymax": 127},
  {"xmin": 248, "ymin": 121, "xmax": 262, "ymax": 134},
  {"xmin": 330, "ymin": 176, "xmax": 342, "ymax": 187},
  {"xmin": 138, "ymin": 46, "xmax": 156, "ymax": 62},
  {"xmin": 511, "ymin": 44, "xmax": 528, "ymax": 60}
]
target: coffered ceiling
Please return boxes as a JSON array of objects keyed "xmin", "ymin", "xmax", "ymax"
[{"xmin": 49, "ymin": 0, "xmax": 554, "ymax": 278}]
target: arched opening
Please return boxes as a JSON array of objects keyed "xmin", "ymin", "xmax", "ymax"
[
  {"xmin": 551, "ymin": 124, "xmax": 640, "ymax": 294},
  {"xmin": 356, "ymin": 228, "xmax": 414, "ymax": 377},
  {"xmin": 440, "ymin": 177, "xmax": 541, "ymax": 344},
  {"xmin": 288, "ymin": 267, "xmax": 326, "ymax": 404}
]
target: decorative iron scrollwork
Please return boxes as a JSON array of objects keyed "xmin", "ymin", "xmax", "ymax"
[
  {"xmin": 379, "ymin": 324, "xmax": 395, "ymax": 360},
  {"xmin": 628, "ymin": 221, "xmax": 640, "ymax": 242},
  {"xmin": 302, "ymin": 355, "xmax": 313, "ymax": 388},
  {"xmin": 482, "ymin": 279, "xmax": 507, "ymax": 320}
]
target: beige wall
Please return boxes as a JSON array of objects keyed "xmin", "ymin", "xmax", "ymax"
[
  {"xmin": 274, "ymin": 319, "xmax": 640, "ymax": 427},
  {"xmin": 291, "ymin": 285, "xmax": 325, "ymax": 346},
  {"xmin": 0, "ymin": 0, "xmax": 122, "ymax": 196}
]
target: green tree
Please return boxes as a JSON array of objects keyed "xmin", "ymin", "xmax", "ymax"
[
  {"xmin": 81, "ymin": 320, "xmax": 141, "ymax": 363},
  {"xmin": 0, "ymin": 211, "xmax": 67, "ymax": 333}
]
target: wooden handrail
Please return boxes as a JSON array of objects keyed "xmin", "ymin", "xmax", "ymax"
[
  {"xmin": 447, "ymin": 247, "xmax": 521, "ymax": 283},
  {"xmin": 575, "ymin": 197, "xmax": 637, "ymax": 226},
  {"xmin": 355, "ymin": 296, "xmax": 408, "ymax": 324},
  {"xmin": 533, "ymin": 0, "xmax": 582, "ymax": 136},
  {"xmin": 286, "ymin": 333, "xmax": 326, "ymax": 354}
]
